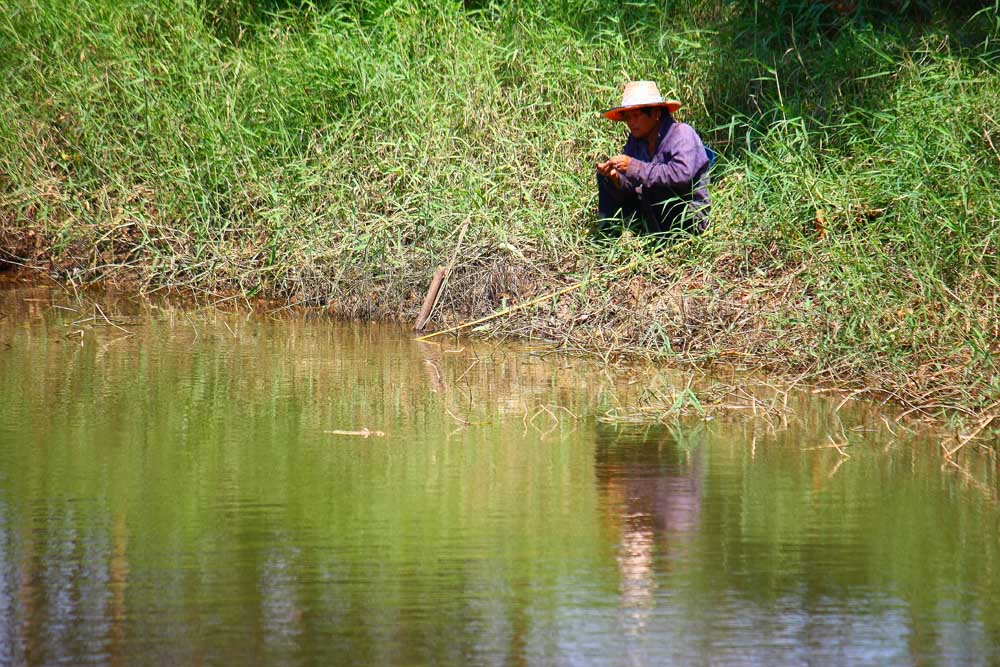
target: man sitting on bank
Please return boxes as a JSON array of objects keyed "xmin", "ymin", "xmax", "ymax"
[{"xmin": 596, "ymin": 81, "xmax": 711, "ymax": 236}]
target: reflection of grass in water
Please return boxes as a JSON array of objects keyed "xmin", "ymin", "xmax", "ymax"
[
  {"xmin": 600, "ymin": 386, "xmax": 704, "ymax": 423},
  {"xmin": 0, "ymin": 283, "xmax": 961, "ymax": 452},
  {"xmin": 667, "ymin": 421, "xmax": 709, "ymax": 453}
]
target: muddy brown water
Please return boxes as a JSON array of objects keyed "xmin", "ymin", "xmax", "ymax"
[{"xmin": 1, "ymin": 280, "xmax": 998, "ymax": 665}]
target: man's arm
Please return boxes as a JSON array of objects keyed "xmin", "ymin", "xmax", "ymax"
[{"xmin": 619, "ymin": 125, "xmax": 709, "ymax": 192}]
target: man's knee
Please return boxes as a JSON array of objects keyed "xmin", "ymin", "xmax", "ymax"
[{"xmin": 597, "ymin": 175, "xmax": 638, "ymax": 218}]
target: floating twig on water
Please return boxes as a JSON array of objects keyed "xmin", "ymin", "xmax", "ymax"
[{"xmin": 325, "ymin": 428, "xmax": 386, "ymax": 438}]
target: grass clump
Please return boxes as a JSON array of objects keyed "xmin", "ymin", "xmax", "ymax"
[{"xmin": 1, "ymin": 0, "xmax": 998, "ymax": 426}]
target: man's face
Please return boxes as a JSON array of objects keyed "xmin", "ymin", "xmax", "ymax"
[{"xmin": 622, "ymin": 107, "xmax": 660, "ymax": 140}]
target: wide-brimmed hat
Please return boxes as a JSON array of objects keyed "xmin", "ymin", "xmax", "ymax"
[{"xmin": 603, "ymin": 81, "xmax": 681, "ymax": 121}]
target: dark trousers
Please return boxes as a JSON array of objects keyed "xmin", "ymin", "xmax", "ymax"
[
  {"xmin": 597, "ymin": 174, "xmax": 706, "ymax": 237},
  {"xmin": 598, "ymin": 174, "xmax": 646, "ymax": 235}
]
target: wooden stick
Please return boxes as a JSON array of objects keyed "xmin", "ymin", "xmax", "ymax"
[
  {"xmin": 414, "ymin": 266, "xmax": 445, "ymax": 331},
  {"xmin": 426, "ymin": 216, "xmax": 471, "ymax": 326}
]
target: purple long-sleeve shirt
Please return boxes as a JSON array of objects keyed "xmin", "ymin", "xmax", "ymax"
[{"xmin": 604, "ymin": 115, "xmax": 711, "ymax": 233}]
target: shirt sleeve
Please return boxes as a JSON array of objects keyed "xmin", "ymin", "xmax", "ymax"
[{"xmin": 624, "ymin": 123, "xmax": 708, "ymax": 193}]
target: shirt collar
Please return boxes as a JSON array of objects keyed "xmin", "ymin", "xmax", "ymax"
[
  {"xmin": 627, "ymin": 114, "xmax": 674, "ymax": 150},
  {"xmin": 657, "ymin": 114, "xmax": 674, "ymax": 142}
]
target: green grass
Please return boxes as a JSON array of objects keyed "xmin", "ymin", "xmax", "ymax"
[{"xmin": 1, "ymin": 0, "xmax": 998, "ymax": 424}]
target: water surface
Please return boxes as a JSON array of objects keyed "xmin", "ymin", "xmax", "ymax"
[{"xmin": 1, "ymin": 281, "xmax": 998, "ymax": 666}]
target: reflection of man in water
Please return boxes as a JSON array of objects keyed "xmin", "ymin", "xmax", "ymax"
[{"xmin": 593, "ymin": 423, "xmax": 704, "ymax": 637}]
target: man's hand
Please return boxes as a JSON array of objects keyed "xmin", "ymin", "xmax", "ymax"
[
  {"xmin": 606, "ymin": 154, "xmax": 632, "ymax": 173},
  {"xmin": 595, "ymin": 159, "xmax": 621, "ymax": 187}
]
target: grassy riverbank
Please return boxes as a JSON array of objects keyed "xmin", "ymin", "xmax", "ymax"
[{"xmin": 2, "ymin": 0, "xmax": 998, "ymax": 430}]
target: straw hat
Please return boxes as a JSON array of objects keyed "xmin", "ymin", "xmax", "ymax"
[{"xmin": 603, "ymin": 81, "xmax": 681, "ymax": 121}]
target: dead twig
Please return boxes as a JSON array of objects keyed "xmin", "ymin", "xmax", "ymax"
[
  {"xmin": 94, "ymin": 303, "xmax": 133, "ymax": 336},
  {"xmin": 324, "ymin": 428, "xmax": 385, "ymax": 438},
  {"xmin": 827, "ymin": 434, "xmax": 851, "ymax": 458},
  {"xmin": 945, "ymin": 400, "xmax": 1000, "ymax": 458}
]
